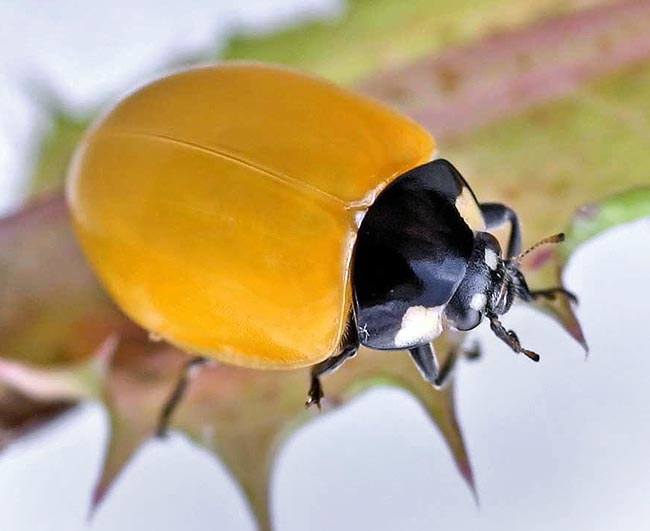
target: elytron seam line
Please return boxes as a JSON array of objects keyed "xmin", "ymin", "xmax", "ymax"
[{"xmin": 102, "ymin": 130, "xmax": 348, "ymax": 209}]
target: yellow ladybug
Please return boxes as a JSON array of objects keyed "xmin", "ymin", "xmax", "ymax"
[{"xmin": 67, "ymin": 63, "xmax": 572, "ymax": 418}]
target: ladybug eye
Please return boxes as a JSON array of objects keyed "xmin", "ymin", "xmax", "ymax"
[{"xmin": 453, "ymin": 307, "xmax": 483, "ymax": 331}]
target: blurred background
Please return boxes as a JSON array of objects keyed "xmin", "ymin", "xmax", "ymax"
[{"xmin": 1, "ymin": 1, "xmax": 650, "ymax": 530}]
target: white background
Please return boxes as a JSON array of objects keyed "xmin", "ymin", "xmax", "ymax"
[
  {"xmin": 0, "ymin": 0, "xmax": 341, "ymax": 214},
  {"xmin": 1, "ymin": 1, "xmax": 650, "ymax": 530}
]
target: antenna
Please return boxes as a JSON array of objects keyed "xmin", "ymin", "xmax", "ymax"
[{"xmin": 513, "ymin": 232, "xmax": 565, "ymax": 263}]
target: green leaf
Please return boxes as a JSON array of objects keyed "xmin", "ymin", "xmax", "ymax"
[
  {"xmin": 220, "ymin": 0, "xmax": 602, "ymax": 85},
  {"xmin": 560, "ymin": 188, "xmax": 650, "ymax": 263},
  {"xmin": 28, "ymin": 109, "xmax": 90, "ymax": 199}
]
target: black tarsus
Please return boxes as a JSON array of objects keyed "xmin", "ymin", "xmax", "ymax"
[
  {"xmin": 157, "ymin": 356, "xmax": 210, "ymax": 438},
  {"xmin": 305, "ymin": 315, "xmax": 360, "ymax": 409},
  {"xmin": 530, "ymin": 287, "xmax": 578, "ymax": 304},
  {"xmin": 488, "ymin": 314, "xmax": 540, "ymax": 362}
]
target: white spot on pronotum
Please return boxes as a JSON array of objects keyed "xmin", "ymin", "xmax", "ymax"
[
  {"xmin": 470, "ymin": 293, "xmax": 487, "ymax": 312},
  {"xmin": 394, "ymin": 305, "xmax": 443, "ymax": 348},
  {"xmin": 485, "ymin": 248, "xmax": 499, "ymax": 270}
]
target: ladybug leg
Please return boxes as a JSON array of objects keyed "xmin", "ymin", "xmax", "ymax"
[
  {"xmin": 305, "ymin": 346, "xmax": 358, "ymax": 409},
  {"xmin": 488, "ymin": 315, "xmax": 540, "ymax": 362},
  {"xmin": 156, "ymin": 356, "xmax": 210, "ymax": 438},
  {"xmin": 479, "ymin": 203, "xmax": 522, "ymax": 259},
  {"xmin": 408, "ymin": 343, "xmax": 456, "ymax": 388},
  {"xmin": 530, "ymin": 287, "xmax": 578, "ymax": 304},
  {"xmin": 305, "ymin": 317, "xmax": 359, "ymax": 410},
  {"xmin": 409, "ymin": 342, "xmax": 481, "ymax": 389}
]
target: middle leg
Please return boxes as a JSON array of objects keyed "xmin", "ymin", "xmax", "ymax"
[
  {"xmin": 408, "ymin": 342, "xmax": 457, "ymax": 388},
  {"xmin": 305, "ymin": 315, "xmax": 360, "ymax": 409},
  {"xmin": 480, "ymin": 202, "xmax": 522, "ymax": 259}
]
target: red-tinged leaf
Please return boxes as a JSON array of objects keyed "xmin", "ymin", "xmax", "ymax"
[
  {"xmin": 0, "ymin": 334, "xmax": 116, "ymax": 402},
  {"xmin": 0, "ymin": 195, "xmax": 475, "ymax": 529},
  {"xmin": 5, "ymin": 3, "xmax": 650, "ymax": 529},
  {"xmin": 0, "ymin": 334, "xmax": 116, "ymax": 452},
  {"xmin": 94, "ymin": 332, "xmax": 474, "ymax": 531},
  {"xmin": 0, "ymin": 386, "xmax": 72, "ymax": 451},
  {"xmin": 92, "ymin": 341, "xmax": 186, "ymax": 509},
  {"xmin": 0, "ymin": 194, "xmax": 128, "ymax": 366},
  {"xmin": 359, "ymin": 0, "xmax": 650, "ymax": 141}
]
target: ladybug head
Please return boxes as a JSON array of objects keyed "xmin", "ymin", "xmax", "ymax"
[
  {"xmin": 445, "ymin": 231, "xmax": 567, "ymax": 360},
  {"xmin": 488, "ymin": 247, "xmax": 535, "ymax": 317},
  {"xmin": 490, "ymin": 232, "xmax": 567, "ymax": 315}
]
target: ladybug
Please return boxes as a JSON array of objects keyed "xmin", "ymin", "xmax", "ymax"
[{"xmin": 66, "ymin": 63, "xmax": 574, "ymax": 422}]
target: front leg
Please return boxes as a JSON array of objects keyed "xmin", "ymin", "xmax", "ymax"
[{"xmin": 488, "ymin": 315, "xmax": 540, "ymax": 362}]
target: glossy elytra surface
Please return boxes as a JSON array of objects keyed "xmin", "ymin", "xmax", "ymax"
[{"xmin": 66, "ymin": 63, "xmax": 434, "ymax": 369}]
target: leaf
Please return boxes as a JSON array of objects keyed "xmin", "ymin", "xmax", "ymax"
[
  {"xmin": 28, "ymin": 107, "xmax": 90, "ymax": 199},
  {"xmin": 434, "ymin": 65, "xmax": 650, "ymax": 348},
  {"xmin": 0, "ymin": 196, "xmax": 475, "ymax": 531},
  {"xmin": 357, "ymin": 0, "xmax": 650, "ymax": 351},
  {"xmin": 0, "ymin": 334, "xmax": 115, "ymax": 402},
  {"xmin": 360, "ymin": 0, "xmax": 650, "ymax": 141},
  {"xmin": 4, "ymin": 2, "xmax": 650, "ymax": 529},
  {"xmin": 0, "ymin": 332, "xmax": 115, "ymax": 451},
  {"xmin": 560, "ymin": 188, "xmax": 650, "ymax": 263},
  {"xmin": 528, "ymin": 187, "xmax": 650, "ymax": 348},
  {"xmin": 220, "ymin": 0, "xmax": 607, "ymax": 85},
  {"xmin": 0, "ymin": 385, "xmax": 72, "ymax": 451},
  {"xmin": 23, "ymin": 0, "xmax": 611, "ymax": 200},
  {"xmin": 0, "ymin": 194, "xmax": 127, "ymax": 366},
  {"xmin": 96, "ymin": 336, "xmax": 476, "ymax": 530}
]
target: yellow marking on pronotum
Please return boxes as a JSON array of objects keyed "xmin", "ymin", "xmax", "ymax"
[{"xmin": 455, "ymin": 186, "xmax": 485, "ymax": 231}]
